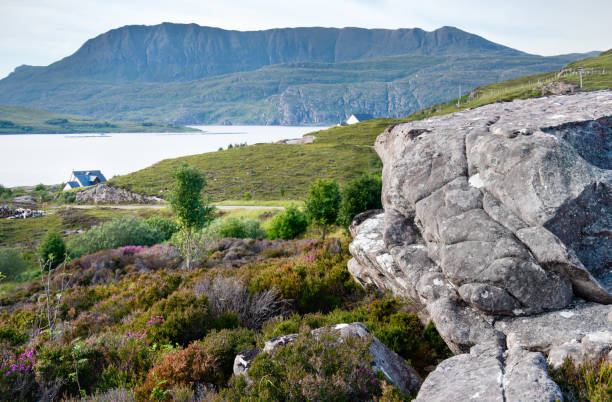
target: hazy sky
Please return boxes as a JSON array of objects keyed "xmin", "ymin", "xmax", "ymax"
[{"xmin": 1, "ymin": 0, "xmax": 611, "ymax": 79}]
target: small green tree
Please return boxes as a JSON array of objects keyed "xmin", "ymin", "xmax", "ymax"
[
  {"xmin": 38, "ymin": 231, "xmax": 66, "ymax": 269},
  {"xmin": 169, "ymin": 164, "xmax": 214, "ymax": 269},
  {"xmin": 338, "ymin": 174, "xmax": 382, "ymax": 228},
  {"xmin": 267, "ymin": 206, "xmax": 308, "ymax": 240},
  {"xmin": 305, "ymin": 179, "xmax": 341, "ymax": 240}
]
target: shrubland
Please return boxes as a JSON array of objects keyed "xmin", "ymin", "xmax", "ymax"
[{"xmin": 0, "ymin": 232, "xmax": 451, "ymax": 400}]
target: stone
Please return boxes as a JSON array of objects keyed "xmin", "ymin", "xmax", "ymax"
[
  {"xmin": 416, "ymin": 342, "xmax": 562, "ymax": 402},
  {"xmin": 233, "ymin": 348, "xmax": 261, "ymax": 377},
  {"xmin": 495, "ymin": 302, "xmax": 612, "ymax": 359},
  {"xmin": 540, "ymin": 81, "xmax": 577, "ymax": 95},
  {"xmin": 503, "ymin": 348, "xmax": 564, "ymax": 402},
  {"xmin": 263, "ymin": 333, "xmax": 298, "ymax": 353},
  {"xmin": 75, "ymin": 184, "xmax": 164, "ymax": 204}
]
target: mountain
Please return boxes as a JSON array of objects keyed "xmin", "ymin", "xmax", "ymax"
[{"xmin": 0, "ymin": 23, "xmax": 598, "ymax": 125}]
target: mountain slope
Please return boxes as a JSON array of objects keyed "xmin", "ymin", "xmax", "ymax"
[
  {"xmin": 0, "ymin": 23, "xmax": 598, "ymax": 125},
  {"xmin": 109, "ymin": 51, "xmax": 612, "ymax": 200},
  {"xmin": 0, "ymin": 105, "xmax": 194, "ymax": 134}
]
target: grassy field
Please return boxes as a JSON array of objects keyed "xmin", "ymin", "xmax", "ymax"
[
  {"xmin": 0, "ymin": 105, "xmax": 196, "ymax": 134},
  {"xmin": 109, "ymin": 118, "xmax": 398, "ymax": 200}
]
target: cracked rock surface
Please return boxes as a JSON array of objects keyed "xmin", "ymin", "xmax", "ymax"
[
  {"xmin": 349, "ymin": 91, "xmax": 612, "ymax": 400},
  {"xmin": 415, "ymin": 342, "xmax": 562, "ymax": 402}
]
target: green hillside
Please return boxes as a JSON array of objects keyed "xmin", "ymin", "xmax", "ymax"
[
  {"xmin": 0, "ymin": 105, "xmax": 196, "ymax": 134},
  {"xmin": 109, "ymin": 118, "xmax": 398, "ymax": 200},
  {"xmin": 407, "ymin": 49, "xmax": 612, "ymax": 120},
  {"xmin": 109, "ymin": 50, "xmax": 612, "ymax": 200}
]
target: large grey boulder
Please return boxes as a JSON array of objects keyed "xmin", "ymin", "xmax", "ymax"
[
  {"xmin": 349, "ymin": 91, "xmax": 612, "ymax": 399},
  {"xmin": 415, "ymin": 342, "xmax": 562, "ymax": 402},
  {"xmin": 233, "ymin": 322, "xmax": 422, "ymax": 395}
]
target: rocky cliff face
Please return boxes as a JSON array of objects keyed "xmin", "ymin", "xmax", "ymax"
[
  {"xmin": 349, "ymin": 91, "xmax": 612, "ymax": 399},
  {"xmin": 6, "ymin": 24, "xmax": 518, "ymax": 83}
]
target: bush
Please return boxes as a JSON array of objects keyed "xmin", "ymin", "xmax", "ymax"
[
  {"xmin": 247, "ymin": 241, "xmax": 359, "ymax": 313},
  {"xmin": 226, "ymin": 330, "xmax": 404, "ymax": 401},
  {"xmin": 267, "ymin": 206, "xmax": 308, "ymax": 240},
  {"xmin": 0, "ymin": 247, "xmax": 29, "ymax": 280},
  {"xmin": 136, "ymin": 328, "xmax": 254, "ymax": 399},
  {"xmin": 194, "ymin": 276, "xmax": 284, "ymax": 329},
  {"xmin": 142, "ymin": 216, "xmax": 180, "ymax": 241},
  {"xmin": 261, "ymin": 298, "xmax": 452, "ymax": 375},
  {"xmin": 339, "ymin": 174, "xmax": 382, "ymax": 228},
  {"xmin": 0, "ymin": 326, "xmax": 28, "ymax": 346},
  {"xmin": 38, "ymin": 231, "xmax": 67, "ymax": 269},
  {"xmin": 57, "ymin": 190, "xmax": 76, "ymax": 203},
  {"xmin": 134, "ymin": 290, "xmax": 210, "ymax": 346},
  {"xmin": 36, "ymin": 342, "xmax": 105, "ymax": 397},
  {"xmin": 202, "ymin": 217, "xmax": 266, "ymax": 239},
  {"xmin": 69, "ymin": 217, "xmax": 164, "ymax": 257}
]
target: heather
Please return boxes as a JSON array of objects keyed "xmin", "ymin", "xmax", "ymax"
[{"xmin": 0, "ymin": 233, "xmax": 446, "ymax": 400}]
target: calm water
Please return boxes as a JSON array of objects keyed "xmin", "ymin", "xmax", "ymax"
[{"xmin": 0, "ymin": 125, "xmax": 322, "ymax": 187}]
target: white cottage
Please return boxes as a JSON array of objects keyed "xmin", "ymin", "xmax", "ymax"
[{"xmin": 345, "ymin": 113, "xmax": 374, "ymax": 125}]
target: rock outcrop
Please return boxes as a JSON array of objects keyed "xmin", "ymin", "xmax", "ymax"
[
  {"xmin": 75, "ymin": 184, "xmax": 164, "ymax": 204},
  {"xmin": 349, "ymin": 91, "xmax": 612, "ymax": 399},
  {"xmin": 233, "ymin": 322, "xmax": 423, "ymax": 395}
]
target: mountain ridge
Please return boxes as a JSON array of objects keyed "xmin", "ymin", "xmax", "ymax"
[
  {"xmin": 5, "ymin": 24, "xmax": 520, "ymax": 83},
  {"xmin": 0, "ymin": 24, "xmax": 597, "ymax": 125}
]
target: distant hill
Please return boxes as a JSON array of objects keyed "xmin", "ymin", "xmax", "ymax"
[
  {"xmin": 109, "ymin": 51, "xmax": 612, "ymax": 200},
  {"xmin": 0, "ymin": 105, "xmax": 195, "ymax": 134},
  {"xmin": 0, "ymin": 23, "xmax": 599, "ymax": 125}
]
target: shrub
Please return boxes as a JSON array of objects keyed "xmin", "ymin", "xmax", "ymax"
[
  {"xmin": 135, "ymin": 290, "xmax": 210, "ymax": 345},
  {"xmin": 194, "ymin": 276, "xmax": 284, "ymax": 329},
  {"xmin": 261, "ymin": 297, "xmax": 452, "ymax": 375},
  {"xmin": 38, "ymin": 231, "xmax": 67, "ymax": 269},
  {"xmin": 142, "ymin": 217, "xmax": 180, "ymax": 241},
  {"xmin": 339, "ymin": 174, "xmax": 382, "ymax": 228},
  {"xmin": 58, "ymin": 190, "xmax": 76, "ymax": 203},
  {"xmin": 0, "ymin": 247, "xmax": 29, "ymax": 280},
  {"xmin": 228, "ymin": 330, "xmax": 401, "ymax": 400},
  {"xmin": 267, "ymin": 206, "xmax": 308, "ymax": 240},
  {"xmin": 135, "ymin": 328, "xmax": 255, "ymax": 400},
  {"xmin": 0, "ymin": 347, "xmax": 38, "ymax": 400},
  {"xmin": 202, "ymin": 217, "xmax": 266, "ymax": 239},
  {"xmin": 69, "ymin": 217, "xmax": 164, "ymax": 257},
  {"xmin": 0, "ymin": 326, "xmax": 28, "ymax": 346},
  {"xmin": 35, "ymin": 342, "xmax": 105, "ymax": 397},
  {"xmin": 305, "ymin": 179, "xmax": 341, "ymax": 239},
  {"xmin": 247, "ymin": 241, "xmax": 359, "ymax": 313}
]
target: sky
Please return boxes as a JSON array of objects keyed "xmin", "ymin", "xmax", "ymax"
[{"xmin": 1, "ymin": 0, "xmax": 611, "ymax": 79}]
